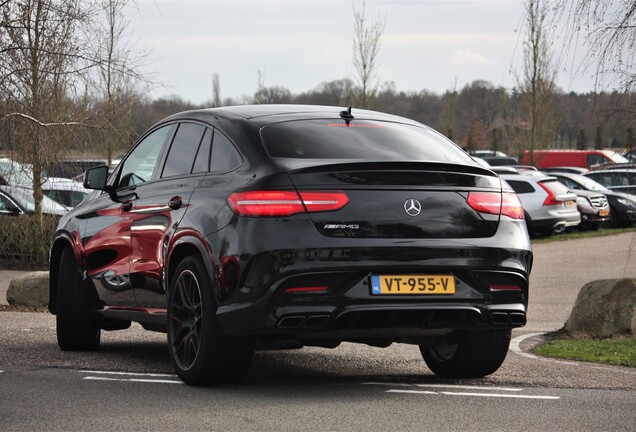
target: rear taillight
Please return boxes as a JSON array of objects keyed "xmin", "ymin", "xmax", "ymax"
[
  {"xmin": 467, "ymin": 192, "xmax": 524, "ymax": 220},
  {"xmin": 501, "ymin": 192, "xmax": 524, "ymax": 219},
  {"xmin": 537, "ymin": 182, "xmax": 562, "ymax": 206},
  {"xmin": 227, "ymin": 190, "xmax": 348, "ymax": 217}
]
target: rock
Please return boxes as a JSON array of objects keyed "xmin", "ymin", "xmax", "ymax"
[
  {"xmin": 564, "ymin": 278, "xmax": 636, "ymax": 338},
  {"xmin": 6, "ymin": 271, "xmax": 49, "ymax": 307}
]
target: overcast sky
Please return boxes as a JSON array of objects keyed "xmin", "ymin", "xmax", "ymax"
[{"xmin": 123, "ymin": 0, "xmax": 594, "ymax": 104}]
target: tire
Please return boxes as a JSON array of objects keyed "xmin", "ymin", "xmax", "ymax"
[
  {"xmin": 608, "ymin": 205, "xmax": 622, "ymax": 228},
  {"xmin": 56, "ymin": 248, "xmax": 101, "ymax": 351},
  {"xmin": 168, "ymin": 255, "xmax": 254, "ymax": 385},
  {"xmin": 419, "ymin": 328, "xmax": 511, "ymax": 378}
]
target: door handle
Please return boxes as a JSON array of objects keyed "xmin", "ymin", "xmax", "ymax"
[
  {"xmin": 121, "ymin": 200, "xmax": 133, "ymax": 212},
  {"xmin": 168, "ymin": 196, "xmax": 183, "ymax": 210}
]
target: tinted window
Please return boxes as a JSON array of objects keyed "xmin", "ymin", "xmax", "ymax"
[
  {"xmin": 118, "ymin": 126, "xmax": 170, "ymax": 189},
  {"xmin": 162, "ymin": 123, "xmax": 207, "ymax": 178},
  {"xmin": 261, "ymin": 120, "xmax": 473, "ymax": 164},
  {"xmin": 211, "ymin": 132, "xmax": 241, "ymax": 172},
  {"xmin": 192, "ymin": 128, "xmax": 212, "ymax": 173},
  {"xmin": 506, "ymin": 180, "xmax": 535, "ymax": 194}
]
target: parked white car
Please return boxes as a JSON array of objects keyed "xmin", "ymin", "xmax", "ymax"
[{"xmin": 0, "ymin": 158, "xmax": 88, "ymax": 209}]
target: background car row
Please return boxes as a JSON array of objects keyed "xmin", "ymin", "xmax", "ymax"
[{"xmin": 0, "ymin": 158, "xmax": 89, "ymax": 216}]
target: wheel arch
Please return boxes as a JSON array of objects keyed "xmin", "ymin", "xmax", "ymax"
[
  {"xmin": 49, "ymin": 233, "xmax": 76, "ymax": 315},
  {"xmin": 166, "ymin": 235, "xmax": 218, "ymax": 299}
]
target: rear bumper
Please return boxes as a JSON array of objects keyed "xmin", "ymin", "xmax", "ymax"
[{"xmin": 212, "ymin": 222, "xmax": 531, "ymax": 342}]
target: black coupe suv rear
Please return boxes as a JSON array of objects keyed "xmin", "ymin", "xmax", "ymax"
[{"xmin": 49, "ymin": 105, "xmax": 532, "ymax": 385}]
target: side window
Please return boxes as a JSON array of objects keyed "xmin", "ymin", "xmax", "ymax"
[
  {"xmin": 118, "ymin": 126, "xmax": 170, "ymax": 189},
  {"xmin": 192, "ymin": 128, "xmax": 212, "ymax": 174},
  {"xmin": 587, "ymin": 154, "xmax": 607, "ymax": 168},
  {"xmin": 211, "ymin": 132, "xmax": 241, "ymax": 172},
  {"xmin": 0, "ymin": 194, "xmax": 9, "ymax": 211},
  {"xmin": 162, "ymin": 123, "xmax": 207, "ymax": 178}
]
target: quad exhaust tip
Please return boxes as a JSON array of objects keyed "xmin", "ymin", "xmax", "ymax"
[
  {"xmin": 277, "ymin": 314, "xmax": 331, "ymax": 329},
  {"xmin": 491, "ymin": 311, "xmax": 526, "ymax": 327}
]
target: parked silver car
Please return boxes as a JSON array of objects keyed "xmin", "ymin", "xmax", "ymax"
[{"xmin": 497, "ymin": 169, "xmax": 580, "ymax": 235}]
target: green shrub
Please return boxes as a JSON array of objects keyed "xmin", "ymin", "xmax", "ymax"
[{"xmin": 0, "ymin": 215, "xmax": 58, "ymax": 268}]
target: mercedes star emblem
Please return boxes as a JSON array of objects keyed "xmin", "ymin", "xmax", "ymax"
[{"xmin": 404, "ymin": 198, "xmax": 422, "ymax": 217}]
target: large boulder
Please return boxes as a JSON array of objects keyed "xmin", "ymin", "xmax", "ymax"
[
  {"xmin": 565, "ymin": 278, "xmax": 636, "ymax": 338},
  {"xmin": 6, "ymin": 271, "xmax": 49, "ymax": 308}
]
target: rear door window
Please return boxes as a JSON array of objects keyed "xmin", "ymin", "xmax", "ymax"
[{"xmin": 162, "ymin": 123, "xmax": 207, "ymax": 178}]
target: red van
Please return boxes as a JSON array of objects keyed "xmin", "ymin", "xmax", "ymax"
[{"xmin": 521, "ymin": 150, "xmax": 628, "ymax": 169}]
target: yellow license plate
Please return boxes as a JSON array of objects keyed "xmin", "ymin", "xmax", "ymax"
[
  {"xmin": 599, "ymin": 209, "xmax": 609, "ymax": 217},
  {"xmin": 371, "ymin": 275, "xmax": 455, "ymax": 295}
]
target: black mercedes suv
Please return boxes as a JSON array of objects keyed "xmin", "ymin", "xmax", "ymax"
[{"xmin": 49, "ymin": 105, "xmax": 532, "ymax": 385}]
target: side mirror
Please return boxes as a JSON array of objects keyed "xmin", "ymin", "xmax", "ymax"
[{"xmin": 84, "ymin": 165, "xmax": 110, "ymax": 190}]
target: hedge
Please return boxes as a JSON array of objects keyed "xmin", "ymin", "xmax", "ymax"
[{"xmin": 0, "ymin": 215, "xmax": 58, "ymax": 268}]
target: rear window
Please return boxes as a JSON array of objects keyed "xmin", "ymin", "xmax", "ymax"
[
  {"xmin": 505, "ymin": 180, "xmax": 535, "ymax": 194},
  {"xmin": 541, "ymin": 179, "xmax": 571, "ymax": 195},
  {"xmin": 260, "ymin": 120, "xmax": 473, "ymax": 164}
]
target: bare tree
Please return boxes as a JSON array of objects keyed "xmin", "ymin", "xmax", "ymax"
[
  {"xmin": 552, "ymin": 0, "xmax": 636, "ymax": 94},
  {"xmin": 211, "ymin": 73, "xmax": 221, "ymax": 107},
  {"xmin": 91, "ymin": 0, "xmax": 151, "ymax": 166},
  {"xmin": 352, "ymin": 1, "xmax": 385, "ymax": 109},
  {"xmin": 0, "ymin": 0, "xmax": 93, "ymax": 219},
  {"xmin": 517, "ymin": 0, "xmax": 558, "ymax": 164}
]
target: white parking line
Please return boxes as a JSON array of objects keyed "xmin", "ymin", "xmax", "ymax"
[
  {"xmin": 415, "ymin": 384, "xmax": 523, "ymax": 392},
  {"xmin": 79, "ymin": 370, "xmax": 182, "ymax": 384},
  {"xmin": 83, "ymin": 376, "xmax": 183, "ymax": 384},
  {"xmin": 78, "ymin": 370, "xmax": 177, "ymax": 378},
  {"xmin": 386, "ymin": 389, "xmax": 560, "ymax": 400}
]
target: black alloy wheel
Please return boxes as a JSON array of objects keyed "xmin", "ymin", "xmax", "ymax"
[
  {"xmin": 420, "ymin": 328, "xmax": 511, "ymax": 378},
  {"xmin": 167, "ymin": 255, "xmax": 254, "ymax": 385},
  {"xmin": 56, "ymin": 247, "xmax": 101, "ymax": 351}
]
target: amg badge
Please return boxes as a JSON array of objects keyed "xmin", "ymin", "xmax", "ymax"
[{"xmin": 323, "ymin": 224, "xmax": 360, "ymax": 230}]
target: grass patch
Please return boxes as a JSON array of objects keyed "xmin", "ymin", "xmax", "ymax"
[
  {"xmin": 532, "ymin": 227, "xmax": 636, "ymax": 244},
  {"xmin": 532, "ymin": 336, "xmax": 636, "ymax": 368}
]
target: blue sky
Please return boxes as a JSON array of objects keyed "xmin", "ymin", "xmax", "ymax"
[{"xmin": 124, "ymin": 0, "xmax": 594, "ymax": 104}]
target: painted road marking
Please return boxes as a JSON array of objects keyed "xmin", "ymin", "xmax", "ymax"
[
  {"xmin": 79, "ymin": 370, "xmax": 182, "ymax": 385},
  {"xmin": 84, "ymin": 376, "xmax": 183, "ymax": 384},
  {"xmin": 366, "ymin": 382, "xmax": 560, "ymax": 400},
  {"xmin": 387, "ymin": 389, "xmax": 560, "ymax": 400}
]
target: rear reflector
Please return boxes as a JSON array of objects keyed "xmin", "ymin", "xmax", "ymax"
[
  {"xmin": 228, "ymin": 190, "xmax": 348, "ymax": 217},
  {"xmin": 284, "ymin": 286, "xmax": 329, "ymax": 293},
  {"xmin": 467, "ymin": 192, "xmax": 524, "ymax": 220}
]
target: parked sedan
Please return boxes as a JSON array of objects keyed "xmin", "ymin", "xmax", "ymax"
[
  {"xmin": 497, "ymin": 170, "xmax": 580, "ymax": 235},
  {"xmin": 550, "ymin": 172, "xmax": 636, "ymax": 227},
  {"xmin": 49, "ymin": 105, "xmax": 532, "ymax": 385},
  {"xmin": 584, "ymin": 168, "xmax": 636, "ymax": 195}
]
